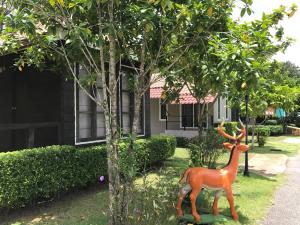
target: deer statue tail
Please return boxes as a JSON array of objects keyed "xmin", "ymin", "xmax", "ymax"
[{"xmin": 179, "ymin": 168, "xmax": 192, "ymax": 184}]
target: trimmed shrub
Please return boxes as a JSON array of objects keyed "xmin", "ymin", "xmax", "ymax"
[
  {"xmin": 176, "ymin": 137, "xmax": 190, "ymax": 148},
  {"xmin": 0, "ymin": 145, "xmax": 107, "ymax": 210},
  {"xmin": 265, "ymin": 120, "xmax": 278, "ymax": 125},
  {"xmin": 257, "ymin": 136, "xmax": 267, "ymax": 147},
  {"xmin": 147, "ymin": 135, "xmax": 176, "ymax": 164},
  {"xmin": 255, "ymin": 126, "xmax": 271, "ymax": 137},
  {"xmin": 267, "ymin": 125, "xmax": 284, "ymax": 136},
  {"xmin": 256, "ymin": 126, "xmax": 270, "ymax": 147},
  {"xmin": 0, "ymin": 136, "xmax": 176, "ymax": 210},
  {"xmin": 248, "ymin": 125, "xmax": 283, "ymax": 136}
]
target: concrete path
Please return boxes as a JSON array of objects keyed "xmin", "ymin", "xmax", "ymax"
[
  {"xmin": 261, "ymin": 152, "xmax": 300, "ymax": 225},
  {"xmin": 248, "ymin": 154, "xmax": 288, "ymax": 177}
]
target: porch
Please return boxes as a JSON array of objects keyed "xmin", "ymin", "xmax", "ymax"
[{"xmin": 150, "ymin": 98, "xmax": 214, "ymax": 138}]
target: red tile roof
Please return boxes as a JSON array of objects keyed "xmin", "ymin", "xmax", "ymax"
[{"xmin": 150, "ymin": 78, "xmax": 216, "ymax": 104}]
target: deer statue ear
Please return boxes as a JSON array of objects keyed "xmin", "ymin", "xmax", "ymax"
[
  {"xmin": 239, "ymin": 144, "xmax": 249, "ymax": 152},
  {"xmin": 223, "ymin": 142, "xmax": 233, "ymax": 151}
]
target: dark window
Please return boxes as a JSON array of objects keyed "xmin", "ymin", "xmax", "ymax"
[
  {"xmin": 159, "ymin": 99, "xmax": 167, "ymax": 120},
  {"xmin": 76, "ymin": 68, "xmax": 145, "ymax": 143},
  {"xmin": 182, "ymin": 104, "xmax": 207, "ymax": 128},
  {"xmin": 181, "ymin": 104, "xmax": 194, "ymax": 127},
  {"xmin": 193, "ymin": 104, "xmax": 198, "ymax": 127}
]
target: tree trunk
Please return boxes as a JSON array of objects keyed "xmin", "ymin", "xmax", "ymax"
[
  {"xmin": 197, "ymin": 102, "xmax": 206, "ymax": 138},
  {"xmin": 106, "ymin": 1, "xmax": 123, "ymax": 225}
]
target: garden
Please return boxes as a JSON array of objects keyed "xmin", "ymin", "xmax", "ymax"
[
  {"xmin": 1, "ymin": 122, "xmax": 300, "ymax": 225},
  {"xmin": 0, "ymin": 0, "xmax": 300, "ymax": 225}
]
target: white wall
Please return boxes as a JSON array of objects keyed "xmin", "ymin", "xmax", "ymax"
[
  {"xmin": 150, "ymin": 98, "xmax": 166, "ymax": 135},
  {"xmin": 213, "ymin": 96, "xmax": 231, "ymax": 124}
]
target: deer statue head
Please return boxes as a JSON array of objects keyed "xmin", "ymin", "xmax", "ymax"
[{"xmin": 217, "ymin": 118, "xmax": 249, "ymax": 153}]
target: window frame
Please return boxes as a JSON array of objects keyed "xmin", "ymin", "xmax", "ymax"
[
  {"xmin": 75, "ymin": 67, "xmax": 146, "ymax": 145},
  {"xmin": 159, "ymin": 98, "xmax": 168, "ymax": 121},
  {"xmin": 180, "ymin": 104, "xmax": 208, "ymax": 129}
]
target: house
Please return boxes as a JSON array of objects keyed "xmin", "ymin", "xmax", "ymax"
[
  {"xmin": 150, "ymin": 78, "xmax": 232, "ymax": 138},
  {"xmin": 0, "ymin": 53, "xmax": 150, "ymax": 151}
]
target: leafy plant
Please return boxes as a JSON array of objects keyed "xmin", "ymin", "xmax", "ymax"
[
  {"xmin": 224, "ymin": 122, "xmax": 238, "ymax": 136},
  {"xmin": 128, "ymin": 168, "xmax": 179, "ymax": 225},
  {"xmin": 257, "ymin": 136, "xmax": 267, "ymax": 147},
  {"xmin": 189, "ymin": 129, "xmax": 225, "ymax": 168},
  {"xmin": 176, "ymin": 137, "xmax": 190, "ymax": 148}
]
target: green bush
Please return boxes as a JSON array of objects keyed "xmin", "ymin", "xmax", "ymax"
[
  {"xmin": 265, "ymin": 120, "xmax": 278, "ymax": 125},
  {"xmin": 257, "ymin": 136, "xmax": 267, "ymax": 147},
  {"xmin": 0, "ymin": 136, "xmax": 176, "ymax": 210},
  {"xmin": 0, "ymin": 145, "xmax": 107, "ymax": 210},
  {"xmin": 248, "ymin": 125, "xmax": 283, "ymax": 136},
  {"xmin": 255, "ymin": 126, "xmax": 270, "ymax": 147},
  {"xmin": 147, "ymin": 135, "xmax": 176, "ymax": 164},
  {"xmin": 256, "ymin": 126, "xmax": 271, "ymax": 137},
  {"xmin": 267, "ymin": 125, "xmax": 284, "ymax": 136},
  {"xmin": 176, "ymin": 137, "xmax": 190, "ymax": 148},
  {"xmin": 189, "ymin": 129, "xmax": 225, "ymax": 168},
  {"xmin": 224, "ymin": 122, "xmax": 238, "ymax": 135}
]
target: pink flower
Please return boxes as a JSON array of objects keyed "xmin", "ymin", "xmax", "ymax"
[{"xmin": 99, "ymin": 176, "xmax": 105, "ymax": 182}]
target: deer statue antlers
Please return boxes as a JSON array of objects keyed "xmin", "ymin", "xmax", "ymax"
[{"xmin": 176, "ymin": 119, "xmax": 249, "ymax": 223}]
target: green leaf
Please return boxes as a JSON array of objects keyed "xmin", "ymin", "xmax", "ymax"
[
  {"xmin": 247, "ymin": 8, "xmax": 252, "ymax": 16},
  {"xmin": 49, "ymin": 0, "xmax": 55, "ymax": 6},
  {"xmin": 68, "ymin": 2, "xmax": 76, "ymax": 8},
  {"xmin": 241, "ymin": 8, "xmax": 246, "ymax": 17}
]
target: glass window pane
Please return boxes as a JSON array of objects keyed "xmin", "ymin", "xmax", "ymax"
[
  {"xmin": 96, "ymin": 112, "xmax": 105, "ymax": 137},
  {"xmin": 122, "ymin": 74, "xmax": 129, "ymax": 90},
  {"xmin": 122, "ymin": 92, "xmax": 130, "ymax": 113},
  {"xmin": 182, "ymin": 104, "xmax": 193, "ymax": 127},
  {"xmin": 122, "ymin": 114, "xmax": 130, "ymax": 134},
  {"xmin": 79, "ymin": 113, "xmax": 92, "ymax": 139},
  {"xmin": 160, "ymin": 104, "xmax": 167, "ymax": 120}
]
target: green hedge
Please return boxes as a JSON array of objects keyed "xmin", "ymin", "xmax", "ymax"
[
  {"xmin": 256, "ymin": 126, "xmax": 271, "ymax": 137},
  {"xmin": 265, "ymin": 120, "xmax": 278, "ymax": 125},
  {"xmin": 267, "ymin": 125, "xmax": 284, "ymax": 136},
  {"xmin": 0, "ymin": 135, "xmax": 176, "ymax": 210},
  {"xmin": 248, "ymin": 125, "xmax": 283, "ymax": 136},
  {"xmin": 176, "ymin": 137, "xmax": 190, "ymax": 148}
]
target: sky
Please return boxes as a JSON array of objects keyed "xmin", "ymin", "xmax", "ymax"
[{"xmin": 233, "ymin": 0, "xmax": 300, "ymax": 66}]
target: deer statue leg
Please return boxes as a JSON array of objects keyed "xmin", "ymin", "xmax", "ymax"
[
  {"xmin": 224, "ymin": 187, "xmax": 238, "ymax": 221},
  {"xmin": 212, "ymin": 190, "xmax": 222, "ymax": 215},
  {"xmin": 190, "ymin": 186, "xmax": 202, "ymax": 222},
  {"xmin": 176, "ymin": 184, "xmax": 191, "ymax": 216}
]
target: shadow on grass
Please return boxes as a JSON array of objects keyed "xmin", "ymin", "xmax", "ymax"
[
  {"xmin": 217, "ymin": 206, "xmax": 251, "ymax": 225},
  {"xmin": 0, "ymin": 183, "xmax": 109, "ymax": 225}
]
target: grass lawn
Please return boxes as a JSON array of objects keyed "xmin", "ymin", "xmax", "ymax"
[{"xmin": 1, "ymin": 136, "xmax": 299, "ymax": 225}]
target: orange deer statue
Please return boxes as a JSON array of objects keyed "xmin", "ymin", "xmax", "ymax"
[{"xmin": 176, "ymin": 120, "xmax": 249, "ymax": 222}]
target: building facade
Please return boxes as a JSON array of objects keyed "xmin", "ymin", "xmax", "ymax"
[{"xmin": 0, "ymin": 54, "xmax": 150, "ymax": 151}]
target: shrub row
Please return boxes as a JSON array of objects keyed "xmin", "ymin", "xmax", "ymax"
[
  {"xmin": 265, "ymin": 120, "xmax": 278, "ymax": 125},
  {"xmin": 0, "ymin": 135, "xmax": 176, "ymax": 210},
  {"xmin": 247, "ymin": 125, "xmax": 284, "ymax": 136}
]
